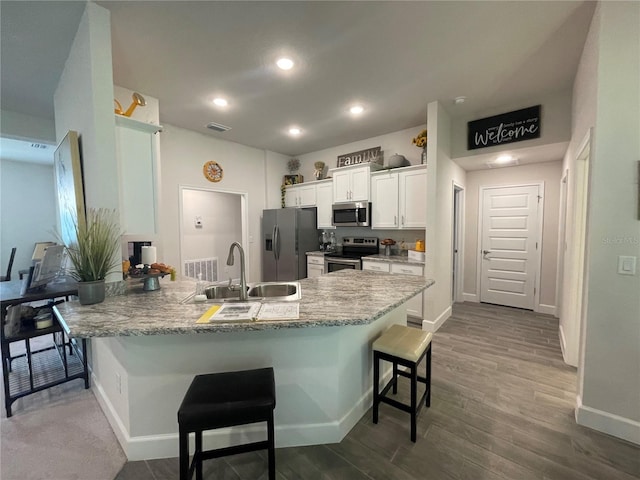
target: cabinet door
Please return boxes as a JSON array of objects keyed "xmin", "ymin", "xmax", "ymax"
[
  {"xmin": 116, "ymin": 124, "xmax": 157, "ymax": 234},
  {"xmin": 298, "ymin": 185, "xmax": 317, "ymax": 207},
  {"xmin": 284, "ymin": 186, "xmax": 298, "ymax": 207},
  {"xmin": 371, "ymin": 173, "xmax": 399, "ymax": 229},
  {"xmin": 350, "ymin": 167, "xmax": 370, "ymax": 201},
  {"xmin": 391, "ymin": 263, "xmax": 424, "ymax": 318},
  {"xmin": 316, "ymin": 182, "xmax": 335, "ymax": 228},
  {"xmin": 362, "ymin": 261, "xmax": 390, "ymax": 273},
  {"xmin": 399, "ymin": 169, "xmax": 427, "ymax": 228},
  {"xmin": 307, "ymin": 263, "xmax": 324, "ymax": 278},
  {"xmin": 332, "ymin": 170, "xmax": 351, "ymax": 203}
]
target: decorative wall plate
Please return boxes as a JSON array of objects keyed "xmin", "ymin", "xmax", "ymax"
[{"xmin": 203, "ymin": 160, "xmax": 223, "ymax": 182}]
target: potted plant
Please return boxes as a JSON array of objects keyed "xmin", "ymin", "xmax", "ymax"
[{"xmin": 65, "ymin": 208, "xmax": 121, "ymax": 305}]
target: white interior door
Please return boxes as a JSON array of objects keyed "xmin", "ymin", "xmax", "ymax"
[{"xmin": 480, "ymin": 185, "xmax": 541, "ymax": 309}]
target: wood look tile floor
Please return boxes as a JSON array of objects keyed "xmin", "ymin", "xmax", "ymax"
[{"xmin": 115, "ymin": 303, "xmax": 640, "ymax": 480}]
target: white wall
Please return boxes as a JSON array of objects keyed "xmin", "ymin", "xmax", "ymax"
[
  {"xmin": 450, "ymin": 89, "xmax": 572, "ymax": 160},
  {"xmin": 0, "ymin": 159, "xmax": 57, "ymax": 274},
  {"xmin": 264, "ymin": 151, "xmax": 290, "ymax": 209},
  {"xmin": 424, "ymin": 102, "xmax": 466, "ymax": 331},
  {"xmin": 0, "ymin": 110, "xmax": 56, "ymax": 143},
  {"xmin": 159, "ymin": 124, "xmax": 268, "ymax": 283},
  {"xmin": 53, "ymin": 2, "xmax": 121, "ymax": 283},
  {"xmin": 558, "ymin": 0, "xmax": 600, "ymax": 368},
  {"xmin": 574, "ymin": 1, "xmax": 640, "ymax": 444},
  {"xmin": 296, "ymin": 125, "xmax": 427, "ymax": 179},
  {"xmin": 180, "ymin": 188, "xmax": 241, "ymax": 281},
  {"xmin": 463, "ymin": 161, "xmax": 562, "ymax": 311}
]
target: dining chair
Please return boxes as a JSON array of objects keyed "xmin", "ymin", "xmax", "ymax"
[{"xmin": 0, "ymin": 247, "xmax": 17, "ymax": 282}]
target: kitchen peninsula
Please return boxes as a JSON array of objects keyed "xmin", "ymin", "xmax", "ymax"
[{"xmin": 54, "ymin": 270, "xmax": 433, "ymax": 460}]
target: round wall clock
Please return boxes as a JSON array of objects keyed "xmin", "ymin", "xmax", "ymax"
[{"xmin": 203, "ymin": 160, "xmax": 223, "ymax": 182}]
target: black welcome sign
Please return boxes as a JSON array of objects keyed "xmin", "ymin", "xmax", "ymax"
[{"xmin": 468, "ymin": 105, "xmax": 541, "ymax": 150}]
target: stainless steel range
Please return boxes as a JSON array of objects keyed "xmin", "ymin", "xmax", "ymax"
[{"xmin": 324, "ymin": 236, "xmax": 379, "ymax": 273}]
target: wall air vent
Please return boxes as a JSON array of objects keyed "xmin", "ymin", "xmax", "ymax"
[{"xmin": 206, "ymin": 122, "xmax": 231, "ymax": 132}]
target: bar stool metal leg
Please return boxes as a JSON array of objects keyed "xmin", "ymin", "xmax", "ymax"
[
  {"xmin": 268, "ymin": 410, "xmax": 276, "ymax": 480},
  {"xmin": 410, "ymin": 363, "xmax": 417, "ymax": 442},
  {"xmin": 195, "ymin": 430, "xmax": 203, "ymax": 480}
]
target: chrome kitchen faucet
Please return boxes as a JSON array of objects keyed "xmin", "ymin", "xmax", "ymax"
[{"xmin": 226, "ymin": 242, "xmax": 248, "ymax": 301}]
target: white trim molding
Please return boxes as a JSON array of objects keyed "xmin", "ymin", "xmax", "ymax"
[
  {"xmin": 538, "ymin": 304, "xmax": 556, "ymax": 316},
  {"xmin": 462, "ymin": 292, "xmax": 479, "ymax": 303},
  {"xmin": 423, "ymin": 305, "xmax": 452, "ymax": 332},
  {"xmin": 576, "ymin": 396, "xmax": 640, "ymax": 446}
]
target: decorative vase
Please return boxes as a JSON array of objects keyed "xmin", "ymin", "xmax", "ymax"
[
  {"xmin": 77, "ymin": 279, "xmax": 106, "ymax": 305},
  {"xmin": 421, "ymin": 148, "xmax": 427, "ymax": 165}
]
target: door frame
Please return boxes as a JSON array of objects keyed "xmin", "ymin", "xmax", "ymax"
[
  {"xmin": 476, "ymin": 182, "xmax": 545, "ymax": 312},
  {"xmin": 178, "ymin": 184, "xmax": 250, "ymax": 282},
  {"xmin": 452, "ymin": 182, "xmax": 465, "ymax": 303}
]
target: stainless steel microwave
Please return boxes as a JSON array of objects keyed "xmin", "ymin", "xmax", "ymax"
[{"xmin": 332, "ymin": 202, "xmax": 371, "ymax": 227}]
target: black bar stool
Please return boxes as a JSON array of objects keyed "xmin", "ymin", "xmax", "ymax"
[
  {"xmin": 372, "ymin": 324, "xmax": 432, "ymax": 442},
  {"xmin": 177, "ymin": 367, "xmax": 276, "ymax": 480}
]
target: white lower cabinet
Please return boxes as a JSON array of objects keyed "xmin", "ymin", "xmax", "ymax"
[
  {"xmin": 363, "ymin": 260, "xmax": 424, "ymax": 319},
  {"xmin": 307, "ymin": 255, "xmax": 324, "ymax": 278}
]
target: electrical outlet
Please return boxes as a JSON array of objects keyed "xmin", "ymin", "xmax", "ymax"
[{"xmin": 195, "ymin": 216, "xmax": 203, "ymax": 228}]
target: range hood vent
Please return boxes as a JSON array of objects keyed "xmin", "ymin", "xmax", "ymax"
[{"xmin": 206, "ymin": 122, "xmax": 231, "ymax": 132}]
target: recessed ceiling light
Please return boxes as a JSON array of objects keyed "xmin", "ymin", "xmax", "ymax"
[
  {"xmin": 288, "ymin": 127, "xmax": 302, "ymax": 136},
  {"xmin": 276, "ymin": 58, "xmax": 294, "ymax": 70},
  {"xmin": 454, "ymin": 96, "xmax": 467, "ymax": 105},
  {"xmin": 212, "ymin": 97, "xmax": 228, "ymax": 107},
  {"xmin": 350, "ymin": 105, "xmax": 364, "ymax": 115},
  {"xmin": 495, "ymin": 154, "xmax": 514, "ymax": 164}
]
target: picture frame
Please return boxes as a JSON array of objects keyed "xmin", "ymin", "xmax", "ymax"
[
  {"xmin": 283, "ymin": 174, "xmax": 303, "ymax": 185},
  {"xmin": 53, "ymin": 130, "xmax": 86, "ymax": 247}
]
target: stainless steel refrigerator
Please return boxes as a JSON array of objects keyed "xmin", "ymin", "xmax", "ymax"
[{"xmin": 262, "ymin": 207, "xmax": 318, "ymax": 281}]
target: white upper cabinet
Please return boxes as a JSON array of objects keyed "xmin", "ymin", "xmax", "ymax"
[
  {"xmin": 371, "ymin": 165, "xmax": 426, "ymax": 230},
  {"xmin": 115, "ymin": 116, "xmax": 162, "ymax": 235},
  {"xmin": 371, "ymin": 172, "xmax": 400, "ymax": 228},
  {"xmin": 331, "ymin": 164, "xmax": 382, "ymax": 203},
  {"xmin": 315, "ymin": 180, "xmax": 335, "ymax": 229},
  {"xmin": 398, "ymin": 167, "xmax": 427, "ymax": 228},
  {"xmin": 285, "ymin": 184, "xmax": 316, "ymax": 207}
]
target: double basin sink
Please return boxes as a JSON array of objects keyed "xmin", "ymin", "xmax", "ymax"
[{"xmin": 181, "ymin": 281, "xmax": 300, "ymax": 304}]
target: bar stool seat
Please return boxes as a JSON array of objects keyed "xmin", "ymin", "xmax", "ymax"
[
  {"xmin": 178, "ymin": 367, "xmax": 276, "ymax": 480},
  {"xmin": 372, "ymin": 324, "xmax": 432, "ymax": 442}
]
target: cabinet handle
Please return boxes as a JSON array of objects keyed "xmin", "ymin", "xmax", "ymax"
[
  {"xmin": 401, "ymin": 215, "xmax": 405, "ymax": 226},
  {"xmin": 401, "ymin": 269, "xmax": 412, "ymax": 274},
  {"xmin": 394, "ymin": 215, "xmax": 397, "ymax": 225}
]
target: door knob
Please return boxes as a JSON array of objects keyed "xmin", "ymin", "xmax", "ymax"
[{"xmin": 483, "ymin": 250, "xmax": 491, "ymax": 255}]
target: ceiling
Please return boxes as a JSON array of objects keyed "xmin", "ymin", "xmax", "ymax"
[{"xmin": 1, "ymin": 1, "xmax": 594, "ymax": 162}]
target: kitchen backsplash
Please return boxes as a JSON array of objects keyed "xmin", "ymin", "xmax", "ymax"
[{"xmin": 324, "ymin": 226, "xmax": 425, "ymax": 253}]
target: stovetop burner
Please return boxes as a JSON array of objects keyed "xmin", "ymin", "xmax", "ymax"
[{"xmin": 327, "ymin": 236, "xmax": 379, "ymax": 259}]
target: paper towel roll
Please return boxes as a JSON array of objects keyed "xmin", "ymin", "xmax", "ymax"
[{"xmin": 141, "ymin": 246, "xmax": 156, "ymax": 265}]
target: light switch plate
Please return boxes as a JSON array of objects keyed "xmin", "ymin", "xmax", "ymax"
[{"xmin": 617, "ymin": 256, "xmax": 637, "ymax": 275}]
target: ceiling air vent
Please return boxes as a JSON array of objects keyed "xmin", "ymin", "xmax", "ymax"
[{"xmin": 206, "ymin": 122, "xmax": 231, "ymax": 132}]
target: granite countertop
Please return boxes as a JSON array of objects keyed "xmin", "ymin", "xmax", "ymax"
[
  {"xmin": 363, "ymin": 254, "xmax": 425, "ymax": 266},
  {"xmin": 53, "ymin": 270, "xmax": 433, "ymax": 338},
  {"xmin": 306, "ymin": 251, "xmax": 325, "ymax": 257}
]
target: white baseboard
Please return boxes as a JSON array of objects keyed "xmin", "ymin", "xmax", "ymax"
[
  {"xmin": 462, "ymin": 293, "xmax": 478, "ymax": 303},
  {"xmin": 538, "ymin": 303, "xmax": 556, "ymax": 316},
  {"xmin": 558, "ymin": 325, "xmax": 577, "ymax": 367},
  {"xmin": 90, "ymin": 369, "xmax": 392, "ymax": 461},
  {"xmin": 422, "ymin": 305, "xmax": 452, "ymax": 333},
  {"xmin": 576, "ymin": 395, "xmax": 640, "ymax": 445}
]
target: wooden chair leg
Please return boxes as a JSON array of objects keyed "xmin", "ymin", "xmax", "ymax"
[
  {"xmin": 268, "ymin": 411, "xmax": 276, "ymax": 480},
  {"xmin": 373, "ymin": 351, "xmax": 380, "ymax": 424},
  {"xmin": 195, "ymin": 430, "xmax": 203, "ymax": 480},
  {"xmin": 392, "ymin": 361, "xmax": 398, "ymax": 394},
  {"xmin": 410, "ymin": 362, "xmax": 417, "ymax": 442},
  {"xmin": 179, "ymin": 427, "xmax": 189, "ymax": 480},
  {"xmin": 426, "ymin": 344, "xmax": 432, "ymax": 407}
]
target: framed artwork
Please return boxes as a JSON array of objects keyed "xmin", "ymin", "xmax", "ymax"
[
  {"xmin": 54, "ymin": 130, "xmax": 86, "ymax": 247},
  {"xmin": 283, "ymin": 174, "xmax": 303, "ymax": 185}
]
